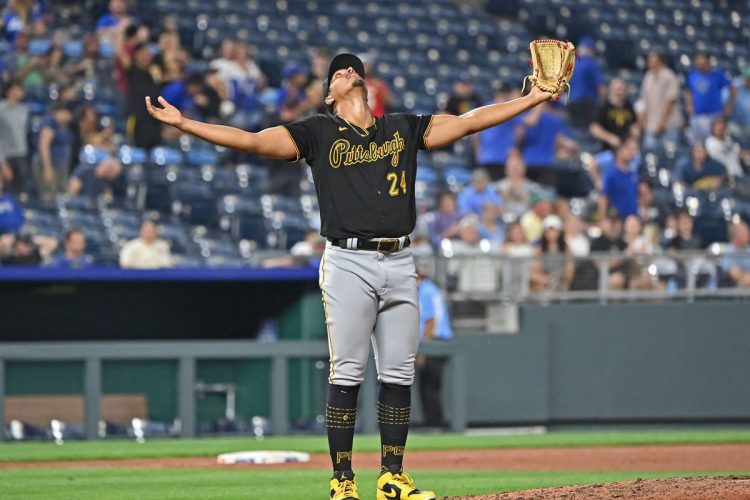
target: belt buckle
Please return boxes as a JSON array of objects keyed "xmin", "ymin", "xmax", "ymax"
[{"xmin": 376, "ymin": 239, "xmax": 398, "ymax": 253}]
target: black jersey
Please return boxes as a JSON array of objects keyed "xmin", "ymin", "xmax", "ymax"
[{"xmin": 284, "ymin": 113, "xmax": 434, "ymax": 240}]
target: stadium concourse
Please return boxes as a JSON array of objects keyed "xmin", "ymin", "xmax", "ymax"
[{"xmin": 0, "ymin": 0, "xmax": 748, "ymax": 296}]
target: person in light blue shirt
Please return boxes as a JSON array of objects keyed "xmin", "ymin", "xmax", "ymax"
[
  {"xmin": 417, "ymin": 273, "xmax": 453, "ymax": 428},
  {"xmin": 685, "ymin": 52, "xmax": 735, "ymax": 142},
  {"xmin": 730, "ymin": 67, "xmax": 750, "ymax": 140},
  {"xmin": 457, "ymin": 168, "xmax": 503, "ymax": 216}
]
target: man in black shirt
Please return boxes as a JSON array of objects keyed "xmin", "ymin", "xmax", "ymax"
[
  {"xmin": 146, "ymin": 52, "xmax": 554, "ymax": 500},
  {"xmin": 589, "ymin": 77, "xmax": 638, "ymax": 151},
  {"xmin": 125, "ymin": 43, "xmax": 162, "ymax": 149}
]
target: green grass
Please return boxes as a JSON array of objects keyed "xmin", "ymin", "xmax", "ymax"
[
  {"xmin": 0, "ymin": 468, "xmax": 746, "ymax": 500},
  {"xmin": 1, "ymin": 429, "xmax": 749, "ymax": 463}
]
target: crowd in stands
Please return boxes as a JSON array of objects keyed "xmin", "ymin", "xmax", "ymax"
[{"xmin": 0, "ymin": 0, "xmax": 749, "ymax": 293}]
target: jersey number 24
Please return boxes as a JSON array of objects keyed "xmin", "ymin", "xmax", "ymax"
[{"xmin": 386, "ymin": 171, "xmax": 407, "ymax": 197}]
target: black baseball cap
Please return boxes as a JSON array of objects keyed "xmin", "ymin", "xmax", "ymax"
[{"xmin": 322, "ymin": 53, "xmax": 366, "ymax": 114}]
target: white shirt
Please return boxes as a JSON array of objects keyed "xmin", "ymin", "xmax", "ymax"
[
  {"xmin": 705, "ymin": 134, "xmax": 743, "ymax": 178},
  {"xmin": 119, "ymin": 238, "xmax": 172, "ymax": 269}
]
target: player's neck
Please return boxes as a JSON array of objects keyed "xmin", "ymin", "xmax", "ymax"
[{"xmin": 336, "ymin": 98, "xmax": 373, "ymax": 129}]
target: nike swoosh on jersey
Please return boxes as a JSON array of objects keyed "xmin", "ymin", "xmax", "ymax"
[{"xmin": 338, "ymin": 126, "xmax": 348, "ymax": 132}]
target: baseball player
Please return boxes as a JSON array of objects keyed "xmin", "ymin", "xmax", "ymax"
[{"xmin": 146, "ymin": 53, "xmax": 554, "ymax": 500}]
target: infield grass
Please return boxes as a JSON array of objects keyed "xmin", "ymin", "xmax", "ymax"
[
  {"xmin": 0, "ymin": 468, "xmax": 747, "ymax": 500},
  {"xmin": 1, "ymin": 428, "xmax": 749, "ymax": 462}
]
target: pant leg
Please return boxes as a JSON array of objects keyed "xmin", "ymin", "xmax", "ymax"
[
  {"xmin": 371, "ymin": 249, "xmax": 420, "ymax": 385},
  {"xmin": 320, "ymin": 246, "xmax": 379, "ymax": 386},
  {"xmin": 7, "ymin": 156, "xmax": 30, "ymax": 196}
]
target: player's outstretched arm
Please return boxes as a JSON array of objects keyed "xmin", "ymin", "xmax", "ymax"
[
  {"xmin": 424, "ymin": 86, "xmax": 551, "ymax": 150},
  {"xmin": 145, "ymin": 96, "xmax": 297, "ymax": 160}
]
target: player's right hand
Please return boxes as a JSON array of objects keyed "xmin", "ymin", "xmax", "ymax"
[{"xmin": 145, "ymin": 96, "xmax": 183, "ymax": 128}]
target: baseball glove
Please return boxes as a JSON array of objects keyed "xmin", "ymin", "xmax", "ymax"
[{"xmin": 522, "ymin": 39, "xmax": 577, "ymax": 102}]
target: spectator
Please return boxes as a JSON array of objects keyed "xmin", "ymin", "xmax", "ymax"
[
  {"xmin": 637, "ymin": 180, "xmax": 670, "ymax": 230},
  {"xmin": 430, "ymin": 191, "xmax": 462, "ymax": 244},
  {"xmin": 684, "ymin": 51, "xmax": 735, "ymax": 142},
  {"xmin": 477, "ymin": 201, "xmax": 504, "ymax": 248},
  {"xmin": 67, "ymin": 156, "xmax": 125, "ymax": 199},
  {"xmin": 589, "ymin": 210, "xmax": 627, "ymax": 290},
  {"xmin": 65, "ymin": 34, "xmax": 101, "ymax": 81},
  {"xmin": 517, "ymin": 102, "xmax": 577, "ymax": 186},
  {"xmin": 496, "ymin": 152, "xmax": 539, "ymax": 219},
  {"xmin": 0, "ymin": 232, "xmax": 41, "ymax": 266},
  {"xmin": 567, "ymin": 36, "xmax": 605, "ymax": 128},
  {"xmin": 363, "ymin": 55, "xmax": 392, "ymax": 118},
  {"xmin": 666, "ymin": 209, "xmax": 702, "ymax": 251},
  {"xmin": 113, "ymin": 22, "xmax": 140, "ymax": 94},
  {"xmin": 264, "ymin": 97, "xmax": 306, "ymax": 197},
  {"xmin": 520, "ymin": 189, "xmax": 553, "ymax": 244},
  {"xmin": 4, "ymin": 30, "xmax": 43, "ymax": 89},
  {"xmin": 564, "ymin": 215, "xmax": 590, "ymax": 257},
  {"xmin": 457, "ymin": 168, "xmax": 502, "ymax": 216},
  {"xmin": 1, "ymin": 0, "xmax": 45, "ymax": 43},
  {"xmin": 123, "ymin": 42, "xmax": 162, "ymax": 149},
  {"xmin": 416, "ymin": 270, "xmax": 453, "ymax": 429},
  {"xmin": 35, "ymin": 102, "xmax": 74, "ymax": 199},
  {"xmin": 705, "ymin": 116, "xmax": 745, "ymax": 178},
  {"xmin": 153, "ymin": 31, "xmax": 188, "ymax": 85},
  {"xmin": 209, "ymin": 38, "xmax": 264, "ymax": 97},
  {"xmin": 501, "ymin": 222, "xmax": 534, "ymax": 297},
  {"xmin": 589, "ymin": 77, "xmax": 638, "ymax": 151},
  {"xmin": 530, "ymin": 215, "xmax": 574, "ymax": 292},
  {"xmin": 0, "ymin": 80, "xmax": 30, "ymax": 195},
  {"xmin": 721, "ymin": 221, "xmax": 750, "ymax": 287},
  {"xmin": 675, "ymin": 143, "xmax": 726, "ymax": 190},
  {"xmin": 598, "ymin": 137, "xmax": 640, "ymax": 220},
  {"xmin": 40, "ymin": 46, "xmax": 73, "ymax": 88},
  {"xmin": 0, "ymin": 175, "xmax": 24, "ymax": 235},
  {"xmin": 638, "ymin": 50, "xmax": 683, "ymax": 151},
  {"xmin": 69, "ymin": 105, "xmax": 114, "ymax": 173},
  {"xmin": 622, "ymin": 214, "xmax": 660, "ymax": 290},
  {"xmin": 48, "ymin": 228, "xmax": 92, "ymax": 269},
  {"xmin": 161, "ymin": 72, "xmax": 221, "ymax": 122},
  {"xmin": 276, "ymin": 62, "xmax": 308, "ymax": 111},
  {"xmin": 448, "ymin": 215, "xmax": 485, "ymax": 255},
  {"xmin": 477, "ymin": 86, "xmax": 523, "ymax": 179},
  {"xmin": 502, "ymin": 222, "xmax": 534, "ymax": 257},
  {"xmin": 96, "ymin": 0, "xmax": 132, "ymax": 40},
  {"xmin": 119, "ymin": 220, "xmax": 172, "ymax": 269},
  {"xmin": 729, "ymin": 67, "xmax": 750, "ymax": 140},
  {"xmin": 444, "ymin": 74, "xmax": 482, "ymax": 116}
]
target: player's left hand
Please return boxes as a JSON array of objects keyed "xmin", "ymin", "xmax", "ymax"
[{"xmin": 145, "ymin": 96, "xmax": 184, "ymax": 128}]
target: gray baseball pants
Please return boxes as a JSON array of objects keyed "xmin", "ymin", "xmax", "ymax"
[{"xmin": 319, "ymin": 243, "xmax": 420, "ymax": 386}]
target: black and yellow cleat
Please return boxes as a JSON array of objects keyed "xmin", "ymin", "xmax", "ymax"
[
  {"xmin": 376, "ymin": 467, "xmax": 436, "ymax": 500},
  {"xmin": 330, "ymin": 470, "xmax": 360, "ymax": 500}
]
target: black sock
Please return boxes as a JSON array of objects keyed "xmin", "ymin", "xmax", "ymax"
[
  {"xmin": 377, "ymin": 382, "xmax": 411, "ymax": 473},
  {"xmin": 326, "ymin": 383, "xmax": 360, "ymax": 474}
]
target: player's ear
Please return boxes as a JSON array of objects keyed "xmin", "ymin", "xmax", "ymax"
[{"xmin": 324, "ymin": 95, "xmax": 334, "ymax": 106}]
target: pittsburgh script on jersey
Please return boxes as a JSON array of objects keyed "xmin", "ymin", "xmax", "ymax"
[{"xmin": 328, "ymin": 131, "xmax": 406, "ymax": 168}]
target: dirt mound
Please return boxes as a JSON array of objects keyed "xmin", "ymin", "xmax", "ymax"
[{"xmin": 445, "ymin": 476, "xmax": 750, "ymax": 500}]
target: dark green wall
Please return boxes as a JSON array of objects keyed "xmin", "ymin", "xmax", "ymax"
[{"xmin": 6, "ymin": 301, "xmax": 750, "ymax": 426}]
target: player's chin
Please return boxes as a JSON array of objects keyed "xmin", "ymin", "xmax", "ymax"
[{"xmin": 351, "ymin": 79, "xmax": 365, "ymax": 88}]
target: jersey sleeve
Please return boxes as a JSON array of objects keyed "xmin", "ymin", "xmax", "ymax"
[
  {"xmin": 402, "ymin": 114, "xmax": 435, "ymax": 151},
  {"xmin": 282, "ymin": 114, "xmax": 325, "ymax": 163}
]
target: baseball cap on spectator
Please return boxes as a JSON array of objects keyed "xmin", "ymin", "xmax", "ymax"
[
  {"xmin": 322, "ymin": 53, "xmax": 365, "ymax": 114},
  {"xmin": 283, "ymin": 62, "xmax": 308, "ymax": 79},
  {"xmin": 543, "ymin": 215, "xmax": 563, "ymax": 231},
  {"xmin": 578, "ymin": 36, "xmax": 596, "ymax": 50},
  {"xmin": 606, "ymin": 207, "xmax": 621, "ymax": 220},
  {"xmin": 530, "ymin": 189, "xmax": 554, "ymax": 206}
]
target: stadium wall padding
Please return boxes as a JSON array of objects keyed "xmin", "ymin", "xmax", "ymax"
[{"xmin": 4, "ymin": 300, "xmax": 750, "ymax": 426}]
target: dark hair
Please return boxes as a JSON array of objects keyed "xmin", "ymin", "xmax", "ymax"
[
  {"xmin": 49, "ymin": 101, "xmax": 71, "ymax": 113},
  {"xmin": 540, "ymin": 228, "xmax": 567, "ymax": 254},
  {"xmin": 186, "ymin": 72, "xmax": 205, "ymax": 87},
  {"xmin": 438, "ymin": 190, "xmax": 455, "ymax": 202},
  {"xmin": 65, "ymin": 227, "xmax": 85, "ymax": 242},
  {"xmin": 125, "ymin": 24, "xmax": 139, "ymax": 39},
  {"xmin": 638, "ymin": 179, "xmax": 652, "ymax": 189},
  {"xmin": 1, "ymin": 80, "xmax": 22, "ymax": 98},
  {"xmin": 675, "ymin": 208, "xmax": 691, "ymax": 219}
]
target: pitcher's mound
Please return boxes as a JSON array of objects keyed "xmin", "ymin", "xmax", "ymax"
[{"xmin": 445, "ymin": 476, "xmax": 750, "ymax": 500}]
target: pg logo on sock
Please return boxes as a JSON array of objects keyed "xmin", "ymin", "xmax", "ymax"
[
  {"xmin": 382, "ymin": 445, "xmax": 405, "ymax": 457},
  {"xmin": 336, "ymin": 451, "xmax": 353, "ymax": 463}
]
